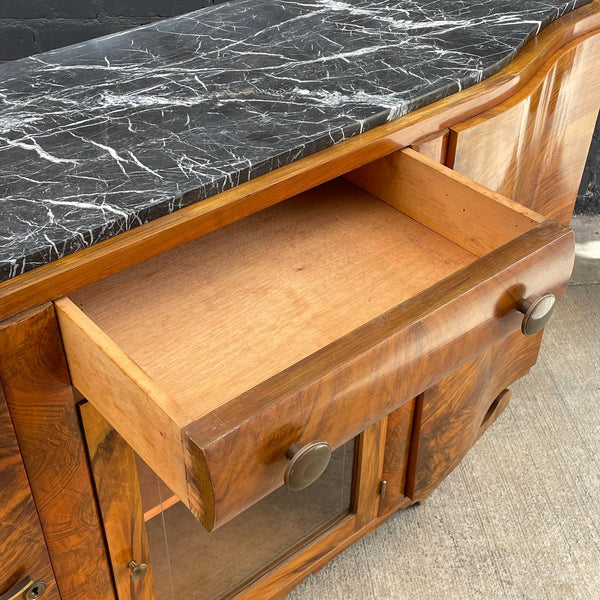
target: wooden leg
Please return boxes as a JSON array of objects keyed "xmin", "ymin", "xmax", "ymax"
[
  {"xmin": 0, "ymin": 305, "xmax": 115, "ymax": 600},
  {"xmin": 80, "ymin": 403, "xmax": 155, "ymax": 600}
]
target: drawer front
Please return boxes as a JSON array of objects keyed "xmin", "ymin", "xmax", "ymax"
[
  {"xmin": 181, "ymin": 222, "xmax": 573, "ymax": 529},
  {"xmin": 0, "ymin": 389, "xmax": 59, "ymax": 600},
  {"xmin": 55, "ymin": 151, "xmax": 575, "ymax": 532}
]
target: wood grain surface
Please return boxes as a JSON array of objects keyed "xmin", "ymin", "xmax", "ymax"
[
  {"xmin": 1, "ymin": 1, "xmax": 598, "ymax": 321},
  {"xmin": 449, "ymin": 30, "xmax": 600, "ymax": 225},
  {"xmin": 65, "ymin": 177, "xmax": 476, "ymax": 421},
  {"xmin": 411, "ymin": 331, "xmax": 543, "ymax": 501},
  {"xmin": 0, "ymin": 386, "xmax": 59, "ymax": 600},
  {"xmin": 55, "ymin": 161, "xmax": 573, "ymax": 531},
  {"xmin": 183, "ymin": 220, "xmax": 574, "ymax": 530},
  {"xmin": 346, "ymin": 148, "xmax": 543, "ymax": 256},
  {"xmin": 80, "ymin": 403, "xmax": 155, "ymax": 600},
  {"xmin": 410, "ymin": 129, "xmax": 450, "ymax": 163},
  {"xmin": 0, "ymin": 305, "xmax": 115, "ymax": 600},
  {"xmin": 378, "ymin": 399, "xmax": 417, "ymax": 515}
]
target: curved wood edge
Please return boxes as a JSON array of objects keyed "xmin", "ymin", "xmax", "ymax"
[
  {"xmin": 184, "ymin": 221, "xmax": 574, "ymax": 530},
  {"xmin": 0, "ymin": 1, "xmax": 599, "ymax": 322}
]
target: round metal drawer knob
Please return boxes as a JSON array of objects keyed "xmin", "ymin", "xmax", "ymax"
[
  {"xmin": 284, "ymin": 441, "xmax": 331, "ymax": 491},
  {"xmin": 128, "ymin": 560, "xmax": 149, "ymax": 582},
  {"xmin": 517, "ymin": 293, "xmax": 556, "ymax": 336}
]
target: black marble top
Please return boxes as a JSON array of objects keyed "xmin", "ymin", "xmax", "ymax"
[{"xmin": 0, "ymin": 0, "xmax": 590, "ymax": 282}]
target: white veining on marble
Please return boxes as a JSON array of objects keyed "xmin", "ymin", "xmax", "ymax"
[{"xmin": 0, "ymin": 0, "xmax": 589, "ymax": 280}]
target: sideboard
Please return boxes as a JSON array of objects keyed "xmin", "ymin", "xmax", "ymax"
[{"xmin": 1, "ymin": 1, "xmax": 599, "ymax": 599}]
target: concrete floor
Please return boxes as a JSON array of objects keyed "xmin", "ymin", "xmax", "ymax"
[{"xmin": 289, "ymin": 216, "xmax": 600, "ymax": 600}]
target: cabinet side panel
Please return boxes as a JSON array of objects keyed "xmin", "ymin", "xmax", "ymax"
[{"xmin": 450, "ymin": 32, "xmax": 600, "ymax": 224}]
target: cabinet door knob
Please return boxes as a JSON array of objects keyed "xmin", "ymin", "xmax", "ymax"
[
  {"xmin": 127, "ymin": 560, "xmax": 149, "ymax": 582},
  {"xmin": 284, "ymin": 441, "xmax": 331, "ymax": 491},
  {"xmin": 1, "ymin": 576, "xmax": 46, "ymax": 600},
  {"xmin": 517, "ymin": 293, "xmax": 556, "ymax": 336}
]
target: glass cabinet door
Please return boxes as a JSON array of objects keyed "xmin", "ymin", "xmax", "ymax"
[
  {"xmin": 137, "ymin": 441, "xmax": 355, "ymax": 600},
  {"xmin": 79, "ymin": 401, "xmax": 386, "ymax": 600}
]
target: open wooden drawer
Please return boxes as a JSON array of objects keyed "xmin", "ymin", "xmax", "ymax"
[{"xmin": 54, "ymin": 148, "xmax": 574, "ymax": 531}]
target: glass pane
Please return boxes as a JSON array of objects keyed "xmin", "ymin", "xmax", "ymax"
[{"xmin": 137, "ymin": 440, "xmax": 355, "ymax": 600}]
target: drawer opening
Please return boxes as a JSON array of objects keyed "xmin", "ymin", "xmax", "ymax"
[
  {"xmin": 60, "ymin": 149, "xmax": 543, "ymax": 424},
  {"xmin": 55, "ymin": 148, "xmax": 567, "ymax": 531}
]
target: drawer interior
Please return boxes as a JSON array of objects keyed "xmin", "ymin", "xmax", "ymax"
[
  {"xmin": 56, "ymin": 148, "xmax": 550, "ymax": 529},
  {"xmin": 68, "ymin": 177, "xmax": 477, "ymax": 421},
  {"xmin": 64, "ymin": 150, "xmax": 542, "ymax": 422}
]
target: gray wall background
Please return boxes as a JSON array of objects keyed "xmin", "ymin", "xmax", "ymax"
[{"xmin": 0, "ymin": 0, "xmax": 598, "ymax": 214}]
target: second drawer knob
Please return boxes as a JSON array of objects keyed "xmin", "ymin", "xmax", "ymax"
[{"xmin": 284, "ymin": 441, "xmax": 331, "ymax": 491}]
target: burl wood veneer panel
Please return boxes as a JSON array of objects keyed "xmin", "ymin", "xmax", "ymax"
[
  {"xmin": 411, "ymin": 330, "xmax": 544, "ymax": 501},
  {"xmin": 0, "ymin": 387, "xmax": 59, "ymax": 600},
  {"xmin": 0, "ymin": 305, "xmax": 115, "ymax": 600}
]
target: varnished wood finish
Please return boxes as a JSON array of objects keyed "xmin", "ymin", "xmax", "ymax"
[
  {"xmin": 1, "ymin": 2, "xmax": 598, "ymax": 321},
  {"xmin": 346, "ymin": 148, "xmax": 543, "ymax": 256},
  {"xmin": 449, "ymin": 31, "xmax": 600, "ymax": 224},
  {"xmin": 411, "ymin": 129, "xmax": 450, "ymax": 163},
  {"xmin": 378, "ymin": 399, "xmax": 416, "ymax": 515},
  {"xmin": 0, "ymin": 387, "xmax": 59, "ymax": 600},
  {"xmin": 353, "ymin": 418, "xmax": 387, "ymax": 528},
  {"xmin": 55, "ymin": 155, "xmax": 573, "ymax": 530},
  {"xmin": 80, "ymin": 403, "xmax": 155, "ymax": 600},
  {"xmin": 183, "ymin": 220, "xmax": 573, "ymax": 530},
  {"xmin": 0, "ymin": 305, "xmax": 115, "ymax": 600},
  {"xmin": 411, "ymin": 331, "xmax": 543, "ymax": 502}
]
